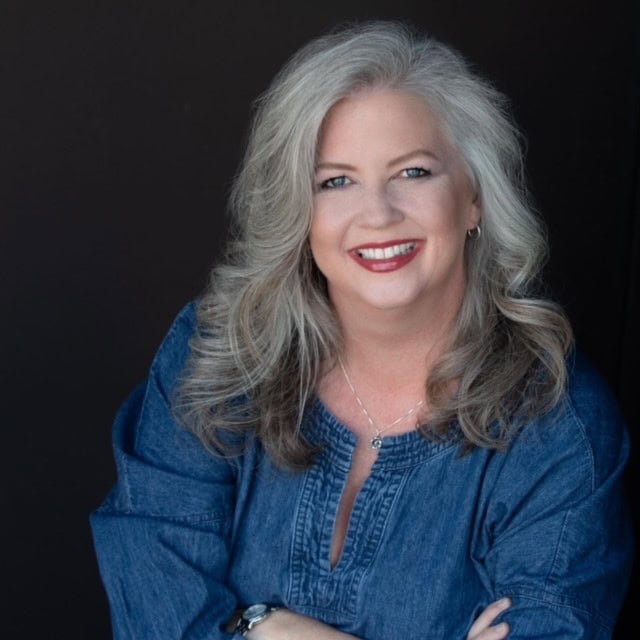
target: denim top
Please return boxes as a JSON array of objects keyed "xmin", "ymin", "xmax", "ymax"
[{"xmin": 91, "ymin": 303, "xmax": 633, "ymax": 639}]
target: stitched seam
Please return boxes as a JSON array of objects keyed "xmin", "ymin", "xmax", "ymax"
[
  {"xmin": 141, "ymin": 510, "xmax": 229, "ymax": 524},
  {"xmin": 544, "ymin": 397, "xmax": 596, "ymax": 587},
  {"xmin": 563, "ymin": 394, "xmax": 596, "ymax": 493},
  {"xmin": 366, "ymin": 469, "xmax": 410, "ymax": 569},
  {"xmin": 498, "ymin": 585, "xmax": 613, "ymax": 630},
  {"xmin": 121, "ymin": 451, "xmax": 133, "ymax": 513},
  {"xmin": 546, "ymin": 508, "xmax": 571, "ymax": 584},
  {"xmin": 92, "ymin": 508, "xmax": 229, "ymax": 526}
]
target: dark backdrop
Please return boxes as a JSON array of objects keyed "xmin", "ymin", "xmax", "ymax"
[{"xmin": 2, "ymin": 1, "xmax": 638, "ymax": 637}]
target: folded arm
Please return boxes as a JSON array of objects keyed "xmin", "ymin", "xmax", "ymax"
[
  {"xmin": 475, "ymin": 364, "xmax": 633, "ymax": 639},
  {"xmin": 91, "ymin": 305, "xmax": 246, "ymax": 639}
]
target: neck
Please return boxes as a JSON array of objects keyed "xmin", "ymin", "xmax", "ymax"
[
  {"xmin": 330, "ymin": 289, "xmax": 463, "ymax": 391},
  {"xmin": 316, "ymin": 282, "xmax": 465, "ymax": 436}
]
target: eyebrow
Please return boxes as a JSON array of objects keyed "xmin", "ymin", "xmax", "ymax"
[{"xmin": 316, "ymin": 148, "xmax": 439, "ymax": 172}]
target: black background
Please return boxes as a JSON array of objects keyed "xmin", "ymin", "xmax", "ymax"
[{"xmin": 2, "ymin": 1, "xmax": 638, "ymax": 637}]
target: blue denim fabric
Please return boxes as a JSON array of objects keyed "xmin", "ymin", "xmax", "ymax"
[{"xmin": 91, "ymin": 303, "xmax": 633, "ymax": 639}]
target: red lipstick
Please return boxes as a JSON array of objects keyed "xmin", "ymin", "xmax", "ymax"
[{"xmin": 349, "ymin": 239, "xmax": 423, "ymax": 273}]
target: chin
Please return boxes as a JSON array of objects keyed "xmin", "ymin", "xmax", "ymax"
[{"xmin": 358, "ymin": 292, "xmax": 426, "ymax": 313}]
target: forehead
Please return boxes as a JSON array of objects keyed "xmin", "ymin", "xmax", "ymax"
[{"xmin": 316, "ymin": 89, "xmax": 450, "ymax": 158}]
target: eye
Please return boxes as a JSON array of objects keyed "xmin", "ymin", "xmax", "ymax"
[
  {"xmin": 401, "ymin": 167, "xmax": 431, "ymax": 179},
  {"xmin": 318, "ymin": 175, "xmax": 352, "ymax": 190}
]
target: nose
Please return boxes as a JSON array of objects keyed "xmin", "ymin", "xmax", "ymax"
[{"xmin": 359, "ymin": 186, "xmax": 404, "ymax": 228}]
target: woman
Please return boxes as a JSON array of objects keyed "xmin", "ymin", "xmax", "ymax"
[{"xmin": 91, "ymin": 22, "xmax": 633, "ymax": 639}]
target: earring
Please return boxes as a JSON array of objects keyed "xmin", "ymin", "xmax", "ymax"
[{"xmin": 467, "ymin": 225, "xmax": 481, "ymax": 239}]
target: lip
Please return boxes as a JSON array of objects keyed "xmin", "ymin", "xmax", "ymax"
[{"xmin": 348, "ymin": 239, "xmax": 423, "ymax": 273}]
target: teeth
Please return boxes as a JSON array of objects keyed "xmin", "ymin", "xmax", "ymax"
[{"xmin": 357, "ymin": 242, "xmax": 416, "ymax": 260}]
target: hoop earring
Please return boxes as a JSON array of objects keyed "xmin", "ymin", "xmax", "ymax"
[{"xmin": 467, "ymin": 225, "xmax": 481, "ymax": 239}]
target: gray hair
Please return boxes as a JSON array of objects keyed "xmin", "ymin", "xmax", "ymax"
[{"xmin": 177, "ymin": 21, "xmax": 573, "ymax": 468}]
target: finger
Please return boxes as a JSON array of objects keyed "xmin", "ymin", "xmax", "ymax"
[
  {"xmin": 471, "ymin": 621, "xmax": 510, "ymax": 640},
  {"xmin": 467, "ymin": 598, "xmax": 511, "ymax": 638}
]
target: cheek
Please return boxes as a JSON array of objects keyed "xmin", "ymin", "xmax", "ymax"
[
  {"xmin": 309, "ymin": 202, "xmax": 348, "ymax": 246},
  {"xmin": 309, "ymin": 212, "xmax": 326, "ymax": 254},
  {"xmin": 309, "ymin": 210, "xmax": 338, "ymax": 273},
  {"xmin": 410, "ymin": 194, "xmax": 469, "ymax": 236},
  {"xmin": 430, "ymin": 188, "xmax": 478, "ymax": 234}
]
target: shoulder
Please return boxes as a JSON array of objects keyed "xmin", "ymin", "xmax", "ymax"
[
  {"xmin": 560, "ymin": 349, "xmax": 629, "ymax": 485},
  {"xmin": 505, "ymin": 349, "xmax": 629, "ymax": 491},
  {"xmin": 563, "ymin": 350, "xmax": 624, "ymax": 430},
  {"xmin": 149, "ymin": 301, "xmax": 199, "ymax": 396}
]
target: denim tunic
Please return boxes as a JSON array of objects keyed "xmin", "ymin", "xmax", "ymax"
[{"xmin": 91, "ymin": 303, "xmax": 633, "ymax": 639}]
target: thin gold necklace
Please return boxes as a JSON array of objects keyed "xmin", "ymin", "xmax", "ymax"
[{"xmin": 338, "ymin": 356, "xmax": 425, "ymax": 450}]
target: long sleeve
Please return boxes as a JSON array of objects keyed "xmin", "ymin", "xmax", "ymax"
[
  {"xmin": 91, "ymin": 304, "xmax": 244, "ymax": 640},
  {"xmin": 474, "ymin": 353, "xmax": 634, "ymax": 639}
]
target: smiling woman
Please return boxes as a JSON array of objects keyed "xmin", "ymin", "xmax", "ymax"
[
  {"xmin": 91, "ymin": 21, "xmax": 633, "ymax": 640},
  {"xmin": 311, "ymin": 89, "xmax": 479, "ymax": 320}
]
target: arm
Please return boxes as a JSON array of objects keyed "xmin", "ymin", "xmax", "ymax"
[
  {"xmin": 476, "ymin": 359, "xmax": 633, "ymax": 639},
  {"xmin": 243, "ymin": 600, "xmax": 512, "ymax": 640},
  {"xmin": 91, "ymin": 305, "xmax": 243, "ymax": 640},
  {"xmin": 245, "ymin": 609, "xmax": 361, "ymax": 640}
]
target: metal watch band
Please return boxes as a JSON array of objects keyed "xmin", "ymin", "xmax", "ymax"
[{"xmin": 234, "ymin": 604, "xmax": 280, "ymax": 636}]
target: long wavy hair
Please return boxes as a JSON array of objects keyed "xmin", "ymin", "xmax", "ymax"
[{"xmin": 176, "ymin": 21, "xmax": 573, "ymax": 469}]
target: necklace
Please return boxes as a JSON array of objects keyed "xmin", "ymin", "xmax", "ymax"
[{"xmin": 338, "ymin": 356, "xmax": 425, "ymax": 450}]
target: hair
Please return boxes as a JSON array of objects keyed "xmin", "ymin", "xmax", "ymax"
[{"xmin": 176, "ymin": 21, "xmax": 573, "ymax": 469}]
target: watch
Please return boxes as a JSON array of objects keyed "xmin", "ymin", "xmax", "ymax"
[{"xmin": 234, "ymin": 603, "xmax": 280, "ymax": 636}]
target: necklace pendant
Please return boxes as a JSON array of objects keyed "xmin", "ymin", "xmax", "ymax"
[{"xmin": 371, "ymin": 435, "xmax": 383, "ymax": 450}]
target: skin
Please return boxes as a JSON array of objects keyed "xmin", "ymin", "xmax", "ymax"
[
  {"xmin": 245, "ymin": 89, "xmax": 508, "ymax": 639},
  {"xmin": 310, "ymin": 88, "xmax": 480, "ymax": 333},
  {"xmin": 247, "ymin": 599, "xmax": 511, "ymax": 640}
]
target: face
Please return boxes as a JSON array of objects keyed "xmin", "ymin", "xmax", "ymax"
[{"xmin": 310, "ymin": 89, "xmax": 480, "ymax": 319}]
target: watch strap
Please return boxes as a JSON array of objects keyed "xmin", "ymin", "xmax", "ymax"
[{"xmin": 234, "ymin": 604, "xmax": 280, "ymax": 636}]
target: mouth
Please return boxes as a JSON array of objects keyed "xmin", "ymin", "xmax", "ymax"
[
  {"xmin": 354, "ymin": 241, "xmax": 417, "ymax": 260},
  {"xmin": 349, "ymin": 239, "xmax": 423, "ymax": 272}
]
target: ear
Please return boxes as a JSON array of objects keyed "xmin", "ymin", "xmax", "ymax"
[{"xmin": 467, "ymin": 192, "xmax": 481, "ymax": 230}]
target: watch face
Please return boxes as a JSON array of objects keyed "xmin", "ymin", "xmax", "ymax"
[{"xmin": 244, "ymin": 603, "xmax": 268, "ymax": 620}]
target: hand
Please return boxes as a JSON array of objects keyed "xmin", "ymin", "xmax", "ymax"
[
  {"xmin": 246, "ymin": 608, "xmax": 361, "ymax": 640},
  {"xmin": 243, "ymin": 599, "xmax": 510, "ymax": 640},
  {"xmin": 467, "ymin": 598, "xmax": 511, "ymax": 640}
]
